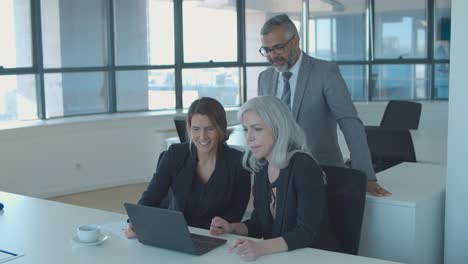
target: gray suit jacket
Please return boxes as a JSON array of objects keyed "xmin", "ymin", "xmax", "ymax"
[{"xmin": 258, "ymin": 52, "xmax": 376, "ymax": 180}]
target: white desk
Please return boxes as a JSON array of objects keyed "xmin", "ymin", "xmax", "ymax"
[
  {"xmin": 0, "ymin": 191, "xmax": 402, "ymax": 264},
  {"xmin": 359, "ymin": 162, "xmax": 447, "ymax": 264}
]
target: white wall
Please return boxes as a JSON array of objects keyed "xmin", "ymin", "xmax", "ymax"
[
  {"xmin": 0, "ymin": 114, "xmax": 170, "ymax": 198},
  {"xmin": 0, "ymin": 102, "xmax": 447, "ymax": 198},
  {"xmin": 444, "ymin": 0, "xmax": 468, "ymax": 263}
]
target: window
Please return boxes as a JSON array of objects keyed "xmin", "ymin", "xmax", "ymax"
[
  {"xmin": 308, "ymin": 0, "xmax": 367, "ymax": 61},
  {"xmin": 371, "ymin": 64, "xmax": 429, "ymax": 100},
  {"xmin": 41, "ymin": 0, "xmax": 108, "ymax": 68},
  {"xmin": 44, "ymin": 72, "xmax": 108, "ymax": 118},
  {"xmin": 114, "ymin": 0, "xmax": 174, "ymax": 66},
  {"xmin": 374, "ymin": 0, "xmax": 427, "ymax": 59},
  {"xmin": 182, "ymin": 68, "xmax": 240, "ymax": 108},
  {"xmin": 434, "ymin": 0, "xmax": 451, "ymax": 59},
  {"xmin": 0, "ymin": 0, "xmax": 33, "ymax": 68},
  {"xmin": 0, "ymin": 0, "xmax": 453, "ymax": 123},
  {"xmin": 339, "ymin": 65, "xmax": 367, "ymax": 100},
  {"xmin": 246, "ymin": 66, "xmax": 268, "ymax": 100},
  {"xmin": 0, "ymin": 0, "xmax": 36, "ymax": 122},
  {"xmin": 116, "ymin": 69, "xmax": 175, "ymax": 111},
  {"xmin": 0, "ymin": 75, "xmax": 37, "ymax": 121},
  {"xmin": 434, "ymin": 64, "xmax": 449, "ymax": 99},
  {"xmin": 183, "ymin": 0, "xmax": 237, "ymax": 63}
]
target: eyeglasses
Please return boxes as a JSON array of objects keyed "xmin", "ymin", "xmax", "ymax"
[{"xmin": 258, "ymin": 36, "xmax": 295, "ymax": 57}]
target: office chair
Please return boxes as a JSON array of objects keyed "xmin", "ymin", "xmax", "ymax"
[
  {"xmin": 174, "ymin": 115, "xmax": 188, "ymax": 143},
  {"xmin": 365, "ymin": 126, "xmax": 416, "ymax": 172},
  {"xmin": 321, "ymin": 165, "xmax": 367, "ymax": 255},
  {"xmin": 380, "ymin": 100, "xmax": 422, "ymax": 130}
]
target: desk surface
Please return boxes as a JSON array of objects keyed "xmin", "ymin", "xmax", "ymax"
[
  {"xmin": 368, "ymin": 162, "xmax": 446, "ymax": 207},
  {"xmin": 0, "ymin": 191, "xmax": 402, "ymax": 264}
]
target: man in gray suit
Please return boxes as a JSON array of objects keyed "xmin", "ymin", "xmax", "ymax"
[{"xmin": 257, "ymin": 14, "xmax": 390, "ymax": 196}]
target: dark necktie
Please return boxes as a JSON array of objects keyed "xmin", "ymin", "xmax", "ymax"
[{"xmin": 281, "ymin": 72, "xmax": 293, "ymax": 110}]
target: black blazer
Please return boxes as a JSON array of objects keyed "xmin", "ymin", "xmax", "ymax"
[
  {"xmin": 243, "ymin": 152, "xmax": 332, "ymax": 251},
  {"xmin": 138, "ymin": 142, "xmax": 251, "ymax": 229}
]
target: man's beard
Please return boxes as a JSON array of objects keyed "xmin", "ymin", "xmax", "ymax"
[
  {"xmin": 271, "ymin": 57, "xmax": 290, "ymax": 72},
  {"xmin": 270, "ymin": 50, "xmax": 299, "ymax": 72}
]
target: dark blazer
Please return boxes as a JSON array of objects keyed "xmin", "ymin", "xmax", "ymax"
[
  {"xmin": 258, "ymin": 52, "xmax": 375, "ymax": 180},
  {"xmin": 138, "ymin": 142, "xmax": 251, "ymax": 229},
  {"xmin": 243, "ymin": 152, "xmax": 333, "ymax": 251}
]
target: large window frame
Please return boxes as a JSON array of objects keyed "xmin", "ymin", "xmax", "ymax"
[{"xmin": 0, "ymin": 0, "xmax": 450, "ymax": 122}]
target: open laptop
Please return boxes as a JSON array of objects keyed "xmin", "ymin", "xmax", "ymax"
[{"xmin": 124, "ymin": 203, "xmax": 227, "ymax": 255}]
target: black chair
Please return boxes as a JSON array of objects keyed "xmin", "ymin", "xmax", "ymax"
[
  {"xmin": 365, "ymin": 126, "xmax": 416, "ymax": 172},
  {"xmin": 174, "ymin": 114, "xmax": 188, "ymax": 143},
  {"xmin": 380, "ymin": 100, "xmax": 422, "ymax": 130},
  {"xmin": 321, "ymin": 165, "xmax": 367, "ymax": 255}
]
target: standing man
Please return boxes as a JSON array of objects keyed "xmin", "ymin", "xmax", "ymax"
[{"xmin": 257, "ymin": 14, "xmax": 390, "ymax": 196}]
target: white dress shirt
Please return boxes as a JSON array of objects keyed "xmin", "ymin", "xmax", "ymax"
[{"xmin": 275, "ymin": 52, "xmax": 303, "ymax": 109}]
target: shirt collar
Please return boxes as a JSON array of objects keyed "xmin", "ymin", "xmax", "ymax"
[{"xmin": 288, "ymin": 52, "xmax": 303, "ymax": 77}]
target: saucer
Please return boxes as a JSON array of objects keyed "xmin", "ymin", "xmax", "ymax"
[{"xmin": 72, "ymin": 234, "xmax": 108, "ymax": 246}]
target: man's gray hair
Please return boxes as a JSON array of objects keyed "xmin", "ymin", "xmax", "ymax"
[
  {"xmin": 238, "ymin": 96, "xmax": 312, "ymax": 172},
  {"xmin": 260, "ymin": 14, "xmax": 298, "ymax": 39}
]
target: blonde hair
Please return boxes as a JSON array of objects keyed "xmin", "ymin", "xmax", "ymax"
[{"xmin": 238, "ymin": 96, "xmax": 311, "ymax": 172}]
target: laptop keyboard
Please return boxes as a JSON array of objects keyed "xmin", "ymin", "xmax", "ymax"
[
  {"xmin": 193, "ymin": 240, "xmax": 214, "ymax": 252},
  {"xmin": 190, "ymin": 233, "xmax": 226, "ymax": 253},
  {"xmin": 190, "ymin": 233, "xmax": 224, "ymax": 244}
]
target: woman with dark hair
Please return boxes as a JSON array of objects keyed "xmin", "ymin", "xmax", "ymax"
[
  {"xmin": 210, "ymin": 96, "xmax": 334, "ymax": 261},
  {"xmin": 126, "ymin": 97, "xmax": 251, "ymax": 238}
]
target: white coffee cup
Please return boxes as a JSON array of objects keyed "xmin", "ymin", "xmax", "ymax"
[{"xmin": 76, "ymin": 225, "xmax": 101, "ymax": 243}]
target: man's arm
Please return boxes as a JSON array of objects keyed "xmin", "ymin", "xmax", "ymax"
[{"xmin": 323, "ymin": 63, "xmax": 391, "ymax": 196}]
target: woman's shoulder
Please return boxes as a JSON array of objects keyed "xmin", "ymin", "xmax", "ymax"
[
  {"xmin": 167, "ymin": 142, "xmax": 190, "ymax": 153},
  {"xmin": 289, "ymin": 152, "xmax": 320, "ymax": 170},
  {"xmin": 164, "ymin": 143, "xmax": 193, "ymax": 170},
  {"xmin": 288, "ymin": 152, "xmax": 326, "ymax": 185},
  {"xmin": 290, "ymin": 151, "xmax": 313, "ymax": 161},
  {"xmin": 166, "ymin": 143, "xmax": 191, "ymax": 162},
  {"xmin": 222, "ymin": 144, "xmax": 244, "ymax": 159}
]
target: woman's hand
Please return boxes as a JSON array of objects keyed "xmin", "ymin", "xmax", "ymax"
[
  {"xmin": 125, "ymin": 223, "xmax": 137, "ymax": 239},
  {"xmin": 209, "ymin": 216, "xmax": 232, "ymax": 235},
  {"xmin": 229, "ymin": 239, "xmax": 264, "ymax": 262}
]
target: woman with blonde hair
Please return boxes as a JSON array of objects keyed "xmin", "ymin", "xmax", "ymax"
[{"xmin": 210, "ymin": 96, "xmax": 334, "ymax": 261}]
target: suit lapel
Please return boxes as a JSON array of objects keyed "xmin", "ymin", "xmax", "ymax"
[
  {"xmin": 266, "ymin": 68, "xmax": 279, "ymax": 96},
  {"xmin": 292, "ymin": 53, "xmax": 313, "ymax": 120}
]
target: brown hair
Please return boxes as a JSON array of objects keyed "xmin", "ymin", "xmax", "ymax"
[{"xmin": 187, "ymin": 97, "xmax": 228, "ymax": 142}]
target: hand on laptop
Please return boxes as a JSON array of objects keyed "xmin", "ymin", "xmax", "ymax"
[
  {"xmin": 209, "ymin": 216, "xmax": 232, "ymax": 235},
  {"xmin": 125, "ymin": 223, "xmax": 137, "ymax": 239}
]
